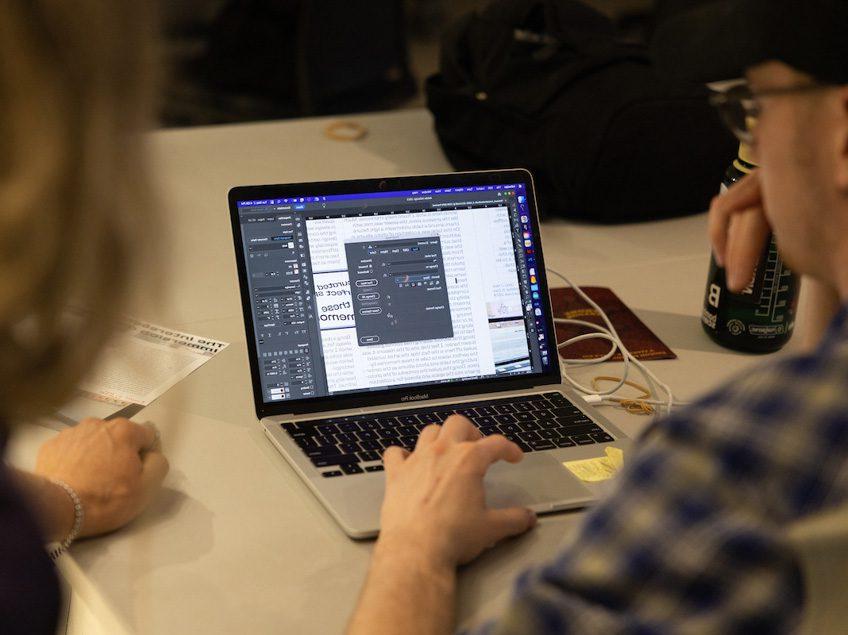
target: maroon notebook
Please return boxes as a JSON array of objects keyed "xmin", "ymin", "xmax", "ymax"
[{"xmin": 550, "ymin": 287, "xmax": 676, "ymax": 361}]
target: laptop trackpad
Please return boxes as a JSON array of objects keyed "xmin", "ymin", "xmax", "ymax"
[{"xmin": 484, "ymin": 452, "xmax": 594, "ymax": 511}]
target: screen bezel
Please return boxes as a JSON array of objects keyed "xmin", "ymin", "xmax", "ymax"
[{"xmin": 229, "ymin": 169, "xmax": 561, "ymax": 418}]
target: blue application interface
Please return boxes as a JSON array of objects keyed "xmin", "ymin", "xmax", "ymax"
[{"xmin": 237, "ymin": 182, "xmax": 552, "ymax": 404}]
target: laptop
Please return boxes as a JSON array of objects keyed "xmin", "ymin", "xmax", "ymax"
[{"xmin": 229, "ymin": 169, "xmax": 629, "ymax": 538}]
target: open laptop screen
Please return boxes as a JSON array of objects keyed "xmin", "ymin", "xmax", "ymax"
[{"xmin": 233, "ymin": 173, "xmax": 555, "ymax": 412}]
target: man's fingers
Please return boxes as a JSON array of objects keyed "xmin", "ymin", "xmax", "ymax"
[
  {"xmin": 466, "ymin": 434, "xmax": 523, "ymax": 475},
  {"xmin": 719, "ymin": 169, "xmax": 762, "ymax": 209},
  {"xmin": 725, "ymin": 208, "xmax": 771, "ymax": 291},
  {"xmin": 708, "ymin": 170, "xmax": 763, "ymax": 266},
  {"xmin": 708, "ymin": 196, "xmax": 732, "ymax": 267},
  {"xmin": 485, "ymin": 507, "xmax": 537, "ymax": 544},
  {"xmin": 415, "ymin": 424, "xmax": 441, "ymax": 449},
  {"xmin": 439, "ymin": 415, "xmax": 482, "ymax": 443},
  {"xmin": 382, "ymin": 446, "xmax": 409, "ymax": 471}
]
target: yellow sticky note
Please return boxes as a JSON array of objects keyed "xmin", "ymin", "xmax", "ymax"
[
  {"xmin": 563, "ymin": 447, "xmax": 625, "ymax": 482},
  {"xmin": 605, "ymin": 446, "xmax": 624, "ymax": 470}
]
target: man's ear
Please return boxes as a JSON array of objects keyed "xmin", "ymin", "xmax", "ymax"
[{"xmin": 835, "ymin": 85, "xmax": 848, "ymax": 195}]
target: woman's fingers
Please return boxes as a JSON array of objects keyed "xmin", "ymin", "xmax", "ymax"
[
  {"xmin": 139, "ymin": 451, "xmax": 169, "ymax": 499},
  {"xmin": 107, "ymin": 418, "xmax": 157, "ymax": 453}
]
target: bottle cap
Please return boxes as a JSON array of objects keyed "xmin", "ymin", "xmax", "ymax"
[{"xmin": 734, "ymin": 142, "xmax": 758, "ymax": 173}]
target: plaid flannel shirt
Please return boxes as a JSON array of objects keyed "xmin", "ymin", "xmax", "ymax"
[{"xmin": 467, "ymin": 305, "xmax": 848, "ymax": 634}]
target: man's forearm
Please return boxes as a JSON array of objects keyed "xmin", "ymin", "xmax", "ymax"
[{"xmin": 347, "ymin": 539, "xmax": 456, "ymax": 635}]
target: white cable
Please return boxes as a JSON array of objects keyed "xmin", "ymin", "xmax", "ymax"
[{"xmin": 546, "ymin": 268, "xmax": 688, "ymax": 415}]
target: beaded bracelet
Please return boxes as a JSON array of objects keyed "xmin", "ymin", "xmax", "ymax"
[{"xmin": 46, "ymin": 479, "xmax": 84, "ymax": 561}]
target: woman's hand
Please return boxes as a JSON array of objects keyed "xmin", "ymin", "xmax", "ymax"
[{"xmin": 33, "ymin": 417, "xmax": 168, "ymax": 539}]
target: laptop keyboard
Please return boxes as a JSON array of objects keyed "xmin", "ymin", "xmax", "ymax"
[{"xmin": 282, "ymin": 392, "xmax": 615, "ymax": 477}]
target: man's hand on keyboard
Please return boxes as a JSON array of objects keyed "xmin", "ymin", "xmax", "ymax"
[{"xmin": 376, "ymin": 414, "xmax": 537, "ymax": 570}]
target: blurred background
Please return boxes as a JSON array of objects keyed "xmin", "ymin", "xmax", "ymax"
[{"xmin": 159, "ymin": 0, "xmax": 659, "ymax": 127}]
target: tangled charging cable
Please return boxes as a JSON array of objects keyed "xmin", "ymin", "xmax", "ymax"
[{"xmin": 546, "ymin": 268, "xmax": 687, "ymax": 416}]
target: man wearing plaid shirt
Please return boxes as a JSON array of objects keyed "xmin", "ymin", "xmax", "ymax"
[{"xmin": 348, "ymin": 1, "xmax": 848, "ymax": 633}]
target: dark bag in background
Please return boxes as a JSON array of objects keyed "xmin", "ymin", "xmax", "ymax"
[{"xmin": 426, "ymin": 0, "xmax": 736, "ymax": 223}]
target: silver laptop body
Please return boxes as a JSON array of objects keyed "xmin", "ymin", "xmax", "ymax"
[{"xmin": 230, "ymin": 169, "xmax": 630, "ymax": 538}]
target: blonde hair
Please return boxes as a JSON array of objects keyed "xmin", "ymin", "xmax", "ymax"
[{"xmin": 0, "ymin": 2, "xmax": 158, "ymax": 423}]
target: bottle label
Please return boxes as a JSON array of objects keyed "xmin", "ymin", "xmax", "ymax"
[{"xmin": 707, "ymin": 284, "xmax": 721, "ymax": 309}]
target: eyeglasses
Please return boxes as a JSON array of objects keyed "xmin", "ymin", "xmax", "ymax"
[{"xmin": 709, "ymin": 82, "xmax": 833, "ymax": 144}]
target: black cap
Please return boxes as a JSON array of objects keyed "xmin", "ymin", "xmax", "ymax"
[{"xmin": 653, "ymin": 0, "xmax": 848, "ymax": 84}]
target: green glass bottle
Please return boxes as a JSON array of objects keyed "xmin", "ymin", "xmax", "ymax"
[{"xmin": 701, "ymin": 144, "xmax": 801, "ymax": 353}]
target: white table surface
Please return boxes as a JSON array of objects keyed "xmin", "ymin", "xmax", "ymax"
[{"xmin": 7, "ymin": 108, "xmax": 789, "ymax": 634}]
